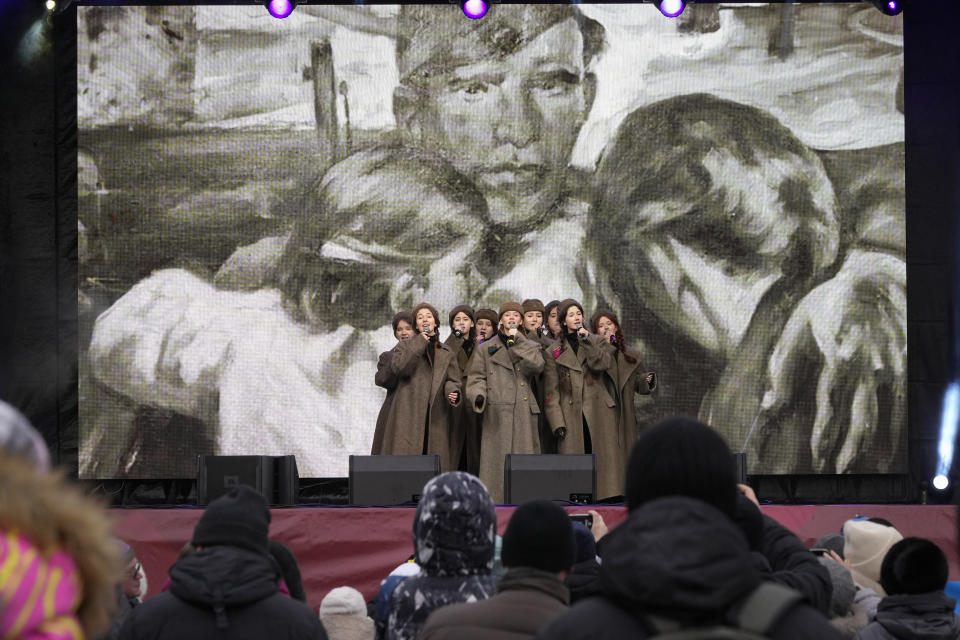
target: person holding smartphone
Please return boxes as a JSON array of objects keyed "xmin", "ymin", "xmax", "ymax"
[{"xmin": 372, "ymin": 302, "xmax": 463, "ymax": 472}]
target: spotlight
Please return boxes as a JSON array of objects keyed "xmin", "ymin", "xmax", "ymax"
[
  {"xmin": 462, "ymin": 0, "xmax": 487, "ymax": 20},
  {"xmin": 655, "ymin": 0, "xmax": 686, "ymax": 18},
  {"xmin": 933, "ymin": 474, "xmax": 950, "ymax": 491},
  {"xmin": 870, "ymin": 0, "xmax": 903, "ymax": 16},
  {"xmin": 45, "ymin": 0, "xmax": 55, "ymax": 10},
  {"xmin": 265, "ymin": 0, "xmax": 296, "ymax": 19}
]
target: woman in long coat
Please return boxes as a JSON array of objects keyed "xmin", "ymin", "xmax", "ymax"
[
  {"xmin": 591, "ymin": 309, "xmax": 657, "ymax": 486},
  {"xmin": 372, "ymin": 303, "xmax": 462, "ymax": 472},
  {"xmin": 543, "ymin": 299, "xmax": 620, "ymax": 499},
  {"xmin": 465, "ymin": 302, "xmax": 544, "ymax": 503},
  {"xmin": 444, "ymin": 304, "xmax": 479, "ymax": 473}
]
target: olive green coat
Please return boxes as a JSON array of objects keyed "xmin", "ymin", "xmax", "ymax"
[
  {"xmin": 371, "ymin": 336, "xmax": 462, "ymax": 472},
  {"xmin": 542, "ymin": 333, "xmax": 621, "ymax": 499},
  {"xmin": 607, "ymin": 344, "xmax": 657, "ymax": 468},
  {"xmin": 465, "ymin": 332, "xmax": 544, "ymax": 503}
]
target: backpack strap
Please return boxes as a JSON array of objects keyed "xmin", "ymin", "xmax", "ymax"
[{"xmin": 734, "ymin": 582, "xmax": 804, "ymax": 634}]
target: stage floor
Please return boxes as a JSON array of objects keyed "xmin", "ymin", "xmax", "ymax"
[{"xmin": 113, "ymin": 504, "xmax": 958, "ymax": 611}]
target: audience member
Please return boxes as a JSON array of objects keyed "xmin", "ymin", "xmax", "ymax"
[
  {"xmin": 844, "ymin": 519, "xmax": 904, "ymax": 597},
  {"xmin": 117, "ymin": 485, "xmax": 326, "ymax": 640},
  {"xmin": 814, "ymin": 533, "xmax": 846, "ymax": 559},
  {"xmin": 320, "ymin": 586, "xmax": 375, "ymax": 640},
  {"xmin": 538, "ymin": 416, "xmax": 843, "ymax": 640},
  {"xmin": 105, "ymin": 542, "xmax": 146, "ymax": 640},
  {"xmin": 387, "ymin": 472, "xmax": 498, "ymax": 640},
  {"xmin": 421, "ymin": 500, "xmax": 575, "ymax": 639},
  {"xmin": 269, "ymin": 540, "xmax": 307, "ymax": 602},
  {"xmin": 857, "ymin": 538, "xmax": 959, "ymax": 640},
  {"xmin": 564, "ymin": 522, "xmax": 600, "ymax": 604},
  {"xmin": 0, "ymin": 400, "xmax": 122, "ymax": 640},
  {"xmin": 373, "ymin": 559, "xmax": 419, "ymax": 636},
  {"xmin": 817, "ymin": 556, "xmax": 871, "ymax": 638}
]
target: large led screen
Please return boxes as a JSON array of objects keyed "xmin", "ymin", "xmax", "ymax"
[{"xmin": 78, "ymin": 4, "xmax": 906, "ymax": 479}]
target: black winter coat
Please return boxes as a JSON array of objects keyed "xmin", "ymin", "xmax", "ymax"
[
  {"xmin": 537, "ymin": 497, "xmax": 843, "ymax": 640},
  {"xmin": 857, "ymin": 592, "xmax": 960, "ymax": 640},
  {"xmin": 117, "ymin": 546, "xmax": 326, "ymax": 640}
]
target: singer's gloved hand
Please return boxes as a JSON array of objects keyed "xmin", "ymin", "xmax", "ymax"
[{"xmin": 555, "ymin": 427, "xmax": 567, "ymax": 440}]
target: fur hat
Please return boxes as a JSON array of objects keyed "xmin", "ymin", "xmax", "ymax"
[
  {"xmin": 412, "ymin": 302, "xmax": 440, "ymax": 329},
  {"xmin": 843, "ymin": 519, "xmax": 903, "ymax": 594},
  {"xmin": 475, "ymin": 308, "xmax": 498, "ymax": 325},
  {"xmin": 818, "ymin": 557, "xmax": 856, "ymax": 617},
  {"xmin": 522, "ymin": 299, "xmax": 545, "ymax": 314},
  {"xmin": 625, "ymin": 416, "xmax": 738, "ymax": 517},
  {"xmin": 501, "ymin": 500, "xmax": 575, "ymax": 572},
  {"xmin": 192, "ymin": 486, "xmax": 271, "ymax": 555},
  {"xmin": 880, "ymin": 537, "xmax": 949, "ymax": 595},
  {"xmin": 448, "ymin": 304, "xmax": 475, "ymax": 329},
  {"xmin": 320, "ymin": 586, "xmax": 375, "ymax": 640},
  {"xmin": 499, "ymin": 301, "xmax": 525, "ymax": 318}
]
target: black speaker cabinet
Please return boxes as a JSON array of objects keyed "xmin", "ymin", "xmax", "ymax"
[
  {"xmin": 504, "ymin": 454, "xmax": 597, "ymax": 505},
  {"xmin": 197, "ymin": 455, "xmax": 298, "ymax": 506},
  {"xmin": 349, "ymin": 455, "xmax": 440, "ymax": 506}
]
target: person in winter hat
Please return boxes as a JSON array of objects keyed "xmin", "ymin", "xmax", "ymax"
[
  {"xmin": 117, "ymin": 485, "xmax": 326, "ymax": 640},
  {"xmin": 843, "ymin": 519, "xmax": 903, "ymax": 595},
  {"xmin": 857, "ymin": 537, "xmax": 960, "ymax": 640},
  {"xmin": 0, "ymin": 400, "xmax": 123, "ymax": 640},
  {"xmin": 320, "ymin": 586, "xmax": 375, "ymax": 640},
  {"xmin": 538, "ymin": 416, "xmax": 843, "ymax": 640},
  {"xmin": 387, "ymin": 472, "xmax": 498, "ymax": 640},
  {"xmin": 421, "ymin": 499, "xmax": 575, "ymax": 640},
  {"xmin": 564, "ymin": 522, "xmax": 601, "ymax": 604}
]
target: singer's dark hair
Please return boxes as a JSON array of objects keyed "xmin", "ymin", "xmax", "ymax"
[
  {"xmin": 392, "ymin": 311, "xmax": 415, "ymax": 337},
  {"xmin": 589, "ymin": 309, "xmax": 636, "ymax": 364},
  {"xmin": 277, "ymin": 145, "xmax": 488, "ymax": 332},
  {"xmin": 557, "ymin": 299, "xmax": 585, "ymax": 335},
  {"xmin": 543, "ymin": 300, "xmax": 561, "ymax": 340}
]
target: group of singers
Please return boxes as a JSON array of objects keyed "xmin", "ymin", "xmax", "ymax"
[{"xmin": 371, "ymin": 298, "xmax": 656, "ymax": 503}]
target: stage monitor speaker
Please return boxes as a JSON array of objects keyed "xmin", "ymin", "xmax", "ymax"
[
  {"xmin": 349, "ymin": 455, "xmax": 440, "ymax": 506},
  {"xmin": 733, "ymin": 452, "xmax": 747, "ymax": 485},
  {"xmin": 504, "ymin": 454, "xmax": 597, "ymax": 505},
  {"xmin": 197, "ymin": 455, "xmax": 298, "ymax": 506}
]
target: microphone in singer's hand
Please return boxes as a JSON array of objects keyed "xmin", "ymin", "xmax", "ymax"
[
  {"xmin": 577, "ymin": 325, "xmax": 587, "ymax": 340},
  {"xmin": 507, "ymin": 323, "xmax": 517, "ymax": 345}
]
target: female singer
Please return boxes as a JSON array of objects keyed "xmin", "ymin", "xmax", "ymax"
[
  {"xmin": 542, "ymin": 300, "xmax": 561, "ymax": 345},
  {"xmin": 445, "ymin": 305, "xmax": 480, "ymax": 474},
  {"xmin": 474, "ymin": 309, "xmax": 498, "ymax": 343},
  {"xmin": 543, "ymin": 299, "xmax": 620, "ymax": 499},
  {"xmin": 372, "ymin": 303, "xmax": 462, "ymax": 472},
  {"xmin": 591, "ymin": 309, "xmax": 657, "ymax": 489}
]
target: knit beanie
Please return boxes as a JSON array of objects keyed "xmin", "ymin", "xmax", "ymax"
[
  {"xmin": 320, "ymin": 586, "xmax": 375, "ymax": 640},
  {"xmin": 880, "ymin": 537, "xmax": 949, "ymax": 595},
  {"xmin": 192, "ymin": 485, "xmax": 271, "ymax": 555},
  {"xmin": 625, "ymin": 416, "xmax": 738, "ymax": 517},
  {"xmin": 412, "ymin": 302, "xmax": 440, "ymax": 329},
  {"xmin": 448, "ymin": 304, "xmax": 475, "ymax": 329},
  {"xmin": 813, "ymin": 533, "xmax": 845, "ymax": 559},
  {"xmin": 556, "ymin": 299, "xmax": 584, "ymax": 331},
  {"xmin": 499, "ymin": 301, "xmax": 525, "ymax": 319},
  {"xmin": 501, "ymin": 500, "xmax": 575, "ymax": 572},
  {"xmin": 475, "ymin": 308, "xmax": 498, "ymax": 325},
  {"xmin": 818, "ymin": 557, "xmax": 856, "ymax": 617},
  {"xmin": 843, "ymin": 519, "xmax": 903, "ymax": 594},
  {"xmin": 571, "ymin": 522, "xmax": 596, "ymax": 564},
  {"xmin": 522, "ymin": 299, "xmax": 545, "ymax": 314}
]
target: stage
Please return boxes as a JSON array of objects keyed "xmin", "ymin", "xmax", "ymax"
[{"xmin": 113, "ymin": 503, "xmax": 958, "ymax": 611}]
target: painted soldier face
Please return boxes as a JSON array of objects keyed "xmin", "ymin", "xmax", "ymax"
[
  {"xmin": 407, "ymin": 16, "xmax": 592, "ymax": 230},
  {"xmin": 453, "ymin": 311, "xmax": 474, "ymax": 334},
  {"xmin": 563, "ymin": 306, "xmax": 583, "ymax": 332},
  {"xmin": 595, "ymin": 315, "xmax": 617, "ymax": 339},
  {"xmin": 395, "ymin": 319, "xmax": 415, "ymax": 340},
  {"xmin": 522, "ymin": 310, "xmax": 543, "ymax": 332}
]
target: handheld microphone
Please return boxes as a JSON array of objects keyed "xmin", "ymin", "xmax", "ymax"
[
  {"xmin": 609, "ymin": 333, "xmax": 617, "ymax": 343},
  {"xmin": 506, "ymin": 323, "xmax": 517, "ymax": 346},
  {"xmin": 577, "ymin": 325, "xmax": 587, "ymax": 340}
]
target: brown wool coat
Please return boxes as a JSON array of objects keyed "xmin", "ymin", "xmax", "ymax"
[
  {"xmin": 465, "ymin": 332, "xmax": 544, "ymax": 503},
  {"xmin": 371, "ymin": 336, "xmax": 462, "ymax": 472},
  {"xmin": 606, "ymin": 344, "xmax": 657, "ymax": 484},
  {"xmin": 444, "ymin": 332, "xmax": 480, "ymax": 474},
  {"xmin": 542, "ymin": 333, "xmax": 621, "ymax": 500}
]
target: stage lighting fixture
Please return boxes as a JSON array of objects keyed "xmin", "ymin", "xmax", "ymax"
[
  {"xmin": 45, "ymin": 0, "xmax": 55, "ymax": 11},
  {"xmin": 462, "ymin": 0, "xmax": 487, "ymax": 20},
  {"xmin": 933, "ymin": 474, "xmax": 950, "ymax": 491},
  {"xmin": 655, "ymin": 0, "xmax": 686, "ymax": 18},
  {"xmin": 265, "ymin": 0, "xmax": 296, "ymax": 19},
  {"xmin": 870, "ymin": 0, "xmax": 903, "ymax": 16}
]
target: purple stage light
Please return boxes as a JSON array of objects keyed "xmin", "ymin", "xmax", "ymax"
[
  {"xmin": 462, "ymin": 0, "xmax": 487, "ymax": 20},
  {"xmin": 266, "ymin": 0, "xmax": 294, "ymax": 19},
  {"xmin": 657, "ymin": 0, "xmax": 686, "ymax": 19},
  {"xmin": 887, "ymin": 0, "xmax": 898, "ymax": 11}
]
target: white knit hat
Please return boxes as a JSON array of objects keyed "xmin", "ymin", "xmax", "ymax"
[
  {"xmin": 319, "ymin": 587, "xmax": 374, "ymax": 640},
  {"xmin": 843, "ymin": 520, "xmax": 903, "ymax": 595},
  {"xmin": 320, "ymin": 586, "xmax": 367, "ymax": 616}
]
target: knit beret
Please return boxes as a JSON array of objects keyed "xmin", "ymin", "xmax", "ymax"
[
  {"xmin": 499, "ymin": 301, "xmax": 524, "ymax": 318},
  {"xmin": 448, "ymin": 305, "xmax": 476, "ymax": 329},
  {"xmin": 522, "ymin": 299, "xmax": 545, "ymax": 314},
  {"xmin": 475, "ymin": 308, "xmax": 499, "ymax": 325}
]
